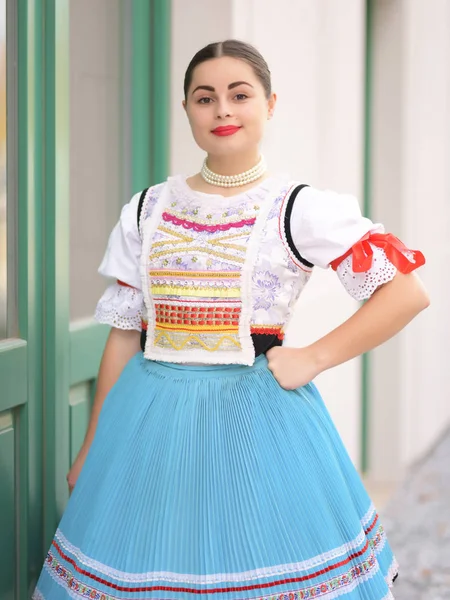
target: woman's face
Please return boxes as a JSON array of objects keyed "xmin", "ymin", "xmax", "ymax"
[{"xmin": 183, "ymin": 56, "xmax": 276, "ymax": 158}]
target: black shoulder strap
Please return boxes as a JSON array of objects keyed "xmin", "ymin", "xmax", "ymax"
[
  {"xmin": 137, "ymin": 187, "xmax": 149, "ymax": 232},
  {"xmin": 284, "ymin": 184, "xmax": 314, "ymax": 269}
]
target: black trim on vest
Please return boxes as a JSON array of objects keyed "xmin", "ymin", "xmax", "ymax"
[
  {"xmin": 140, "ymin": 329, "xmax": 147, "ymax": 353},
  {"xmin": 284, "ymin": 184, "xmax": 314, "ymax": 268},
  {"xmin": 137, "ymin": 188, "xmax": 149, "ymax": 231}
]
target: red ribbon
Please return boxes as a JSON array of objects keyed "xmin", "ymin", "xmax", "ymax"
[
  {"xmin": 330, "ymin": 232, "xmax": 426, "ymax": 274},
  {"xmin": 117, "ymin": 280, "xmax": 135, "ymax": 288}
]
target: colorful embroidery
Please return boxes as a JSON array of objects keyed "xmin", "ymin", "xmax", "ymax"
[
  {"xmin": 154, "ymin": 331, "xmax": 241, "ymax": 352},
  {"xmin": 152, "ymin": 296, "xmax": 241, "ymax": 350},
  {"xmin": 251, "ymin": 325, "xmax": 284, "ymax": 340},
  {"xmin": 150, "ymin": 271, "xmax": 242, "ymax": 299},
  {"xmin": 138, "ymin": 178, "xmax": 317, "ymax": 364},
  {"xmin": 162, "ymin": 211, "xmax": 256, "ymax": 232},
  {"xmin": 370, "ymin": 525, "xmax": 386, "ymax": 554},
  {"xmin": 143, "ymin": 320, "xmax": 285, "ymax": 341},
  {"xmin": 253, "ymin": 554, "xmax": 378, "ymax": 600},
  {"xmin": 155, "ymin": 303, "xmax": 241, "ymax": 328},
  {"xmin": 44, "ymin": 550, "xmax": 116, "ymax": 600},
  {"xmin": 141, "ymin": 184, "xmax": 264, "ymax": 362},
  {"xmin": 151, "ymin": 284, "xmax": 241, "ymax": 298},
  {"xmin": 51, "ymin": 525, "xmax": 390, "ymax": 587},
  {"xmin": 150, "ymin": 270, "xmax": 241, "ymax": 279},
  {"xmin": 150, "ymin": 246, "xmax": 246, "ymax": 264},
  {"xmin": 151, "ymin": 226, "xmax": 194, "ymax": 248},
  {"xmin": 42, "ymin": 541, "xmax": 381, "ymax": 599}
]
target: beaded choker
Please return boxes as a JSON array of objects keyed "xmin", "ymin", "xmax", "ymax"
[{"xmin": 201, "ymin": 156, "xmax": 267, "ymax": 188}]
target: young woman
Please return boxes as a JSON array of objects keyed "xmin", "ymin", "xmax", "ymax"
[{"xmin": 34, "ymin": 40, "xmax": 429, "ymax": 600}]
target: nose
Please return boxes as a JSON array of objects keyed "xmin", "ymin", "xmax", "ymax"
[{"xmin": 215, "ymin": 99, "xmax": 233, "ymax": 119}]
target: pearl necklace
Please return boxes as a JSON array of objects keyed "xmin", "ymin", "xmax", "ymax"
[{"xmin": 201, "ymin": 156, "xmax": 267, "ymax": 188}]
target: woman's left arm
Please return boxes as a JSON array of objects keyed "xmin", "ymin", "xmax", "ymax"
[{"xmin": 267, "ymin": 272, "xmax": 430, "ymax": 390}]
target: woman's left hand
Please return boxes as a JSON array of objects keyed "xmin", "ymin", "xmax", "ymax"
[{"xmin": 266, "ymin": 346, "xmax": 322, "ymax": 390}]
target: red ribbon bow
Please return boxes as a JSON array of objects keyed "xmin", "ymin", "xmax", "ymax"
[{"xmin": 330, "ymin": 232, "xmax": 426, "ymax": 274}]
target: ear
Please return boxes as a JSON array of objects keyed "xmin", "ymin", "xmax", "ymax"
[
  {"xmin": 267, "ymin": 92, "xmax": 277, "ymax": 119},
  {"xmin": 267, "ymin": 93, "xmax": 277, "ymax": 119},
  {"xmin": 182, "ymin": 99, "xmax": 187, "ymax": 112}
]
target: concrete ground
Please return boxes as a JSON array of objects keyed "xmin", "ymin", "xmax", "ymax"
[{"xmin": 379, "ymin": 429, "xmax": 450, "ymax": 600}]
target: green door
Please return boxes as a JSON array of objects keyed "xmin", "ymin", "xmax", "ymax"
[
  {"xmin": 0, "ymin": 0, "xmax": 170, "ymax": 597},
  {"xmin": 0, "ymin": 2, "xmax": 72, "ymax": 596},
  {"xmin": 0, "ymin": 1, "xmax": 39, "ymax": 597}
]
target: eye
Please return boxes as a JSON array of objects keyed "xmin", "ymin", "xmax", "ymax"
[
  {"xmin": 235, "ymin": 93, "xmax": 248, "ymax": 101},
  {"xmin": 198, "ymin": 97, "xmax": 213, "ymax": 104}
]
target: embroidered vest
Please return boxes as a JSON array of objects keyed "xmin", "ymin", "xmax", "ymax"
[{"xmin": 138, "ymin": 176, "xmax": 312, "ymax": 365}]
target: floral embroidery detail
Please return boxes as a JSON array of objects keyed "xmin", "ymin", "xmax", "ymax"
[
  {"xmin": 139, "ymin": 183, "xmax": 164, "ymax": 236},
  {"xmin": 155, "ymin": 331, "xmax": 241, "ymax": 352},
  {"xmin": 43, "ymin": 550, "xmax": 116, "ymax": 600},
  {"xmin": 138, "ymin": 177, "xmax": 318, "ymax": 364},
  {"xmin": 252, "ymin": 270, "xmax": 281, "ymax": 310},
  {"xmin": 162, "ymin": 213, "xmax": 257, "ymax": 233},
  {"xmin": 151, "ymin": 246, "xmax": 246, "ymax": 265},
  {"xmin": 39, "ymin": 544, "xmax": 385, "ymax": 600},
  {"xmin": 267, "ymin": 191, "xmax": 285, "ymax": 220}
]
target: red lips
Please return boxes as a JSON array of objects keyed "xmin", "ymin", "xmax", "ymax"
[{"xmin": 211, "ymin": 126, "xmax": 241, "ymax": 136}]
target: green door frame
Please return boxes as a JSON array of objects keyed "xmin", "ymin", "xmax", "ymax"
[
  {"xmin": 16, "ymin": 0, "xmax": 71, "ymax": 589},
  {"xmin": 1, "ymin": 0, "xmax": 171, "ymax": 595}
]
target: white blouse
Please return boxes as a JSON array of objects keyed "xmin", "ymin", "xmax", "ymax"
[{"xmin": 95, "ymin": 176, "xmax": 423, "ymax": 335}]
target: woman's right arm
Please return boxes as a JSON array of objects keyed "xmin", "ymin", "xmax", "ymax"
[
  {"xmin": 67, "ymin": 327, "xmax": 141, "ymax": 493},
  {"xmin": 67, "ymin": 190, "xmax": 147, "ymax": 493},
  {"xmin": 83, "ymin": 327, "xmax": 141, "ymax": 447}
]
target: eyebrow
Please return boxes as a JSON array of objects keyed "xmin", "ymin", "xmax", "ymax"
[{"xmin": 191, "ymin": 81, "xmax": 254, "ymax": 95}]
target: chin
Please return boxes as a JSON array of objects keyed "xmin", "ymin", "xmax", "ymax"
[{"xmin": 205, "ymin": 139, "xmax": 257, "ymax": 158}]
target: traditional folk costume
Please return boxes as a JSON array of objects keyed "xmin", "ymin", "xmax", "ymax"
[{"xmin": 34, "ymin": 175, "xmax": 425, "ymax": 600}]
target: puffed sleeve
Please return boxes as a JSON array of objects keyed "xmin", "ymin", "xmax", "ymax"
[
  {"xmin": 94, "ymin": 192, "xmax": 144, "ymax": 330},
  {"xmin": 289, "ymin": 186, "xmax": 425, "ymax": 300}
]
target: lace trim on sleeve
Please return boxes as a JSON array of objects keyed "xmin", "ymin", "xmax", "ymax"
[
  {"xmin": 336, "ymin": 245, "xmax": 397, "ymax": 301},
  {"xmin": 94, "ymin": 282, "xmax": 143, "ymax": 331}
]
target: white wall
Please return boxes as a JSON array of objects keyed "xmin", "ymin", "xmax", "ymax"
[
  {"xmin": 70, "ymin": 0, "xmax": 125, "ymax": 320},
  {"xmin": 370, "ymin": 0, "xmax": 450, "ymax": 481}
]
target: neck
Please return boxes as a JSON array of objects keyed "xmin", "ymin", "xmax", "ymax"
[{"xmin": 205, "ymin": 151, "xmax": 261, "ymax": 175}]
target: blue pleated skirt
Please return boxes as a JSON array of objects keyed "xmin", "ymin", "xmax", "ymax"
[{"xmin": 34, "ymin": 353, "xmax": 398, "ymax": 600}]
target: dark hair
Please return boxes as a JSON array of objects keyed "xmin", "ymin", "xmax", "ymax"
[{"xmin": 184, "ymin": 39, "xmax": 272, "ymax": 100}]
